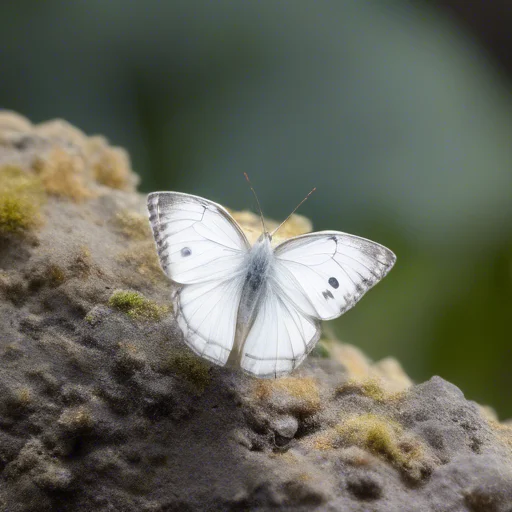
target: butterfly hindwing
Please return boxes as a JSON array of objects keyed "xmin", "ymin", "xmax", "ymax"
[
  {"xmin": 240, "ymin": 282, "xmax": 321, "ymax": 378},
  {"xmin": 273, "ymin": 231, "xmax": 396, "ymax": 321},
  {"xmin": 177, "ymin": 278, "xmax": 245, "ymax": 365}
]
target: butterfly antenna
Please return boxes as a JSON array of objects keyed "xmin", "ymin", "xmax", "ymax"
[
  {"xmin": 270, "ymin": 187, "xmax": 316, "ymax": 237},
  {"xmin": 244, "ymin": 173, "xmax": 267, "ymax": 234}
]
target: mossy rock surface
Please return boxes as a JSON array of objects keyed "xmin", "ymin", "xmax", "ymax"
[
  {"xmin": 0, "ymin": 165, "xmax": 45, "ymax": 235},
  {"xmin": 108, "ymin": 289, "xmax": 170, "ymax": 321},
  {"xmin": 0, "ymin": 112, "xmax": 511, "ymax": 512}
]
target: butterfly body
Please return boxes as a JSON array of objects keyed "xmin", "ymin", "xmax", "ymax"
[
  {"xmin": 243, "ymin": 233, "xmax": 273, "ymax": 294},
  {"xmin": 148, "ymin": 191, "xmax": 396, "ymax": 378}
]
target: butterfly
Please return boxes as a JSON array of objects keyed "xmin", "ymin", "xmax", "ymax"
[{"xmin": 147, "ymin": 183, "xmax": 396, "ymax": 378}]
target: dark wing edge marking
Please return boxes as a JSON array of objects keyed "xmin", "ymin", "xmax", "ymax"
[
  {"xmin": 274, "ymin": 230, "xmax": 396, "ymax": 269},
  {"xmin": 274, "ymin": 230, "xmax": 396, "ymax": 321},
  {"xmin": 147, "ymin": 191, "xmax": 251, "ymax": 279}
]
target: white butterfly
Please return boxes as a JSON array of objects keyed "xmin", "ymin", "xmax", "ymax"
[{"xmin": 147, "ymin": 189, "xmax": 396, "ymax": 378}]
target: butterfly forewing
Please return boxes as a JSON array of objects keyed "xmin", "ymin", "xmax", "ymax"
[
  {"xmin": 273, "ymin": 231, "xmax": 396, "ymax": 321},
  {"xmin": 147, "ymin": 192, "xmax": 250, "ymax": 284},
  {"xmin": 148, "ymin": 192, "xmax": 250, "ymax": 365}
]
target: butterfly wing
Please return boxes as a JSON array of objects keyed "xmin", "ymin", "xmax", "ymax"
[
  {"xmin": 147, "ymin": 192, "xmax": 250, "ymax": 365},
  {"xmin": 147, "ymin": 192, "xmax": 250, "ymax": 284},
  {"xmin": 239, "ymin": 282, "xmax": 321, "ymax": 378},
  {"xmin": 272, "ymin": 231, "xmax": 396, "ymax": 321},
  {"xmin": 175, "ymin": 278, "xmax": 246, "ymax": 365}
]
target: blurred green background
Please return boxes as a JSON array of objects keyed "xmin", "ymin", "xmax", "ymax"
[{"xmin": 1, "ymin": 1, "xmax": 511, "ymax": 417}]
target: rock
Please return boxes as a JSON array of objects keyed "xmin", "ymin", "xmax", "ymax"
[
  {"xmin": 1, "ymin": 112, "xmax": 511, "ymax": 511},
  {"xmin": 271, "ymin": 416, "xmax": 299, "ymax": 439}
]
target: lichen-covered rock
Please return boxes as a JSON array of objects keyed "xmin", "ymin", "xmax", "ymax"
[{"xmin": 0, "ymin": 112, "xmax": 511, "ymax": 511}]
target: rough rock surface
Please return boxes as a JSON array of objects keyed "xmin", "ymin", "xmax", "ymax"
[{"xmin": 0, "ymin": 111, "xmax": 511, "ymax": 512}]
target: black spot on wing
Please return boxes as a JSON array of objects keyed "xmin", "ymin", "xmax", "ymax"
[
  {"xmin": 322, "ymin": 290, "xmax": 334, "ymax": 300},
  {"xmin": 181, "ymin": 247, "xmax": 192, "ymax": 257},
  {"xmin": 328, "ymin": 277, "xmax": 339, "ymax": 289}
]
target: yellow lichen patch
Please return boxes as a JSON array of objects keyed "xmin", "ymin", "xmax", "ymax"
[
  {"xmin": 334, "ymin": 413, "xmax": 428, "ymax": 479},
  {"xmin": 68, "ymin": 245, "xmax": 93, "ymax": 277},
  {"xmin": 115, "ymin": 342, "xmax": 146, "ymax": 374},
  {"xmin": 360, "ymin": 379, "xmax": 388, "ymax": 402},
  {"xmin": 489, "ymin": 421, "xmax": 512, "ymax": 452},
  {"xmin": 0, "ymin": 110, "xmax": 32, "ymax": 133},
  {"xmin": 268, "ymin": 451, "xmax": 300, "ymax": 464},
  {"xmin": 326, "ymin": 340, "xmax": 412, "ymax": 395},
  {"xmin": 327, "ymin": 343, "xmax": 371, "ymax": 379},
  {"xmin": 58, "ymin": 405, "xmax": 94, "ymax": 432},
  {"xmin": 297, "ymin": 472, "xmax": 313, "ymax": 482},
  {"xmin": 108, "ymin": 289, "xmax": 170, "ymax": 322},
  {"xmin": 114, "ymin": 210, "xmax": 151, "ymax": 240},
  {"xmin": 88, "ymin": 137, "xmax": 134, "ymax": 191},
  {"xmin": 34, "ymin": 119, "xmax": 87, "ymax": 146},
  {"xmin": 9, "ymin": 387, "xmax": 32, "ymax": 411},
  {"xmin": 116, "ymin": 241, "xmax": 163, "ymax": 282},
  {"xmin": 84, "ymin": 311, "xmax": 96, "ymax": 325},
  {"xmin": 32, "ymin": 148, "xmax": 93, "ymax": 201},
  {"xmin": 271, "ymin": 213, "xmax": 313, "ymax": 244},
  {"xmin": 338, "ymin": 446, "xmax": 377, "ymax": 467},
  {"xmin": 4, "ymin": 386, "xmax": 34, "ymax": 416},
  {"xmin": 313, "ymin": 431, "xmax": 336, "ymax": 451},
  {"xmin": 336, "ymin": 377, "xmax": 399, "ymax": 403},
  {"xmin": 0, "ymin": 165, "xmax": 45, "ymax": 235},
  {"xmin": 228, "ymin": 209, "xmax": 312, "ymax": 245},
  {"xmin": 47, "ymin": 264, "xmax": 66, "ymax": 287},
  {"xmin": 16, "ymin": 387, "xmax": 31, "ymax": 406},
  {"xmin": 118, "ymin": 341, "xmax": 139, "ymax": 355},
  {"xmin": 2, "ymin": 342, "xmax": 24, "ymax": 360},
  {"xmin": 370, "ymin": 357, "xmax": 413, "ymax": 394},
  {"xmin": 478, "ymin": 404, "xmax": 499, "ymax": 422},
  {"xmin": 165, "ymin": 351, "xmax": 211, "ymax": 393},
  {"xmin": 255, "ymin": 377, "xmax": 321, "ymax": 417}
]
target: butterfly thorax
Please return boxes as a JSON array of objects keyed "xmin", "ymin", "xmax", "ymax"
[
  {"xmin": 227, "ymin": 234, "xmax": 273, "ymax": 367},
  {"xmin": 244, "ymin": 234, "xmax": 273, "ymax": 292}
]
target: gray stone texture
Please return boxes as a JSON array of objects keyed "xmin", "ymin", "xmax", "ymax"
[{"xmin": 0, "ymin": 112, "xmax": 511, "ymax": 511}]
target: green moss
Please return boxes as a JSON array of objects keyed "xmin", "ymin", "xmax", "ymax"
[
  {"xmin": 334, "ymin": 413, "xmax": 426, "ymax": 478},
  {"xmin": 116, "ymin": 241, "xmax": 164, "ymax": 283},
  {"xmin": 0, "ymin": 165, "xmax": 45, "ymax": 235},
  {"xmin": 255, "ymin": 377, "xmax": 321, "ymax": 417},
  {"xmin": 108, "ymin": 289, "xmax": 170, "ymax": 321},
  {"xmin": 84, "ymin": 312, "xmax": 96, "ymax": 325},
  {"xmin": 47, "ymin": 264, "xmax": 66, "ymax": 287},
  {"xmin": 335, "ymin": 377, "xmax": 403, "ymax": 403},
  {"xmin": 166, "ymin": 351, "xmax": 211, "ymax": 393},
  {"xmin": 32, "ymin": 148, "xmax": 93, "ymax": 201},
  {"xmin": 360, "ymin": 379, "xmax": 386, "ymax": 401}
]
